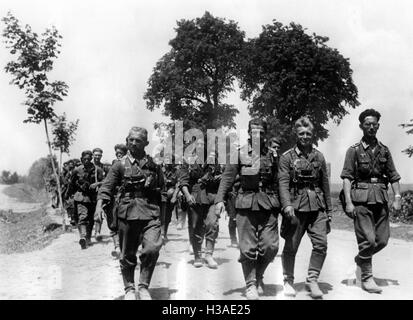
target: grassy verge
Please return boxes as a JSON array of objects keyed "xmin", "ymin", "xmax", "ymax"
[
  {"xmin": 0, "ymin": 207, "xmax": 63, "ymax": 254},
  {"xmin": 2, "ymin": 183, "xmax": 49, "ymax": 203}
]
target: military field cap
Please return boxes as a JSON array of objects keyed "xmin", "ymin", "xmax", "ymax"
[
  {"xmin": 127, "ymin": 126, "xmax": 148, "ymax": 140},
  {"xmin": 268, "ymin": 136, "xmax": 281, "ymax": 145},
  {"xmin": 358, "ymin": 109, "xmax": 381, "ymax": 123}
]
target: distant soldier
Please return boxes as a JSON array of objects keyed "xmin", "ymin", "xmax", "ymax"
[
  {"xmin": 278, "ymin": 117, "xmax": 331, "ymax": 299},
  {"xmin": 62, "ymin": 159, "xmax": 76, "ymax": 226},
  {"xmin": 160, "ymin": 161, "xmax": 178, "ymax": 243},
  {"xmin": 341, "ymin": 109, "xmax": 401, "ymax": 293},
  {"xmin": 178, "ymin": 146, "xmax": 222, "ymax": 269},
  {"xmin": 66, "ymin": 150, "xmax": 104, "ymax": 249},
  {"xmin": 114, "ymin": 144, "xmax": 128, "ymax": 163},
  {"xmin": 95, "ymin": 127, "xmax": 164, "ymax": 300},
  {"xmin": 92, "ymin": 147, "xmax": 106, "ymax": 241},
  {"xmin": 215, "ymin": 119, "xmax": 281, "ymax": 300}
]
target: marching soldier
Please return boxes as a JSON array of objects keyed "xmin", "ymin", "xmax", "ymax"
[
  {"xmin": 215, "ymin": 119, "xmax": 281, "ymax": 300},
  {"xmin": 160, "ymin": 161, "xmax": 178, "ymax": 243},
  {"xmin": 92, "ymin": 147, "xmax": 106, "ymax": 241},
  {"xmin": 340, "ymin": 109, "xmax": 401, "ymax": 293},
  {"xmin": 178, "ymin": 147, "xmax": 222, "ymax": 269},
  {"xmin": 95, "ymin": 127, "xmax": 164, "ymax": 300},
  {"xmin": 66, "ymin": 150, "xmax": 104, "ymax": 249},
  {"xmin": 62, "ymin": 159, "xmax": 76, "ymax": 226},
  {"xmin": 278, "ymin": 117, "xmax": 332, "ymax": 299}
]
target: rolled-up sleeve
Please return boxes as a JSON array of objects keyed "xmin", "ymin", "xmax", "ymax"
[
  {"xmin": 177, "ymin": 163, "xmax": 190, "ymax": 189},
  {"xmin": 386, "ymin": 149, "xmax": 401, "ymax": 183},
  {"xmin": 278, "ymin": 153, "xmax": 292, "ymax": 209},
  {"xmin": 319, "ymin": 153, "xmax": 332, "ymax": 212},
  {"xmin": 97, "ymin": 162, "xmax": 122, "ymax": 201},
  {"xmin": 340, "ymin": 147, "xmax": 356, "ymax": 181}
]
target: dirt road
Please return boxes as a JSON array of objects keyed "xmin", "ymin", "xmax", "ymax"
[{"xmin": 0, "ymin": 186, "xmax": 412, "ymax": 300}]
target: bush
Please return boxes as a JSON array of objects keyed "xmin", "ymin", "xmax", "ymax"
[{"xmin": 389, "ymin": 190, "xmax": 413, "ymax": 224}]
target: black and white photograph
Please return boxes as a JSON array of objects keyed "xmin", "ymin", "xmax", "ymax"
[{"xmin": 0, "ymin": 0, "xmax": 412, "ymax": 302}]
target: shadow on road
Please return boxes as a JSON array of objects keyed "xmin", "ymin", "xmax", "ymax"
[
  {"xmin": 295, "ymin": 281, "xmax": 334, "ymax": 294},
  {"xmin": 114, "ymin": 288, "xmax": 178, "ymax": 300},
  {"xmin": 341, "ymin": 277, "xmax": 399, "ymax": 287}
]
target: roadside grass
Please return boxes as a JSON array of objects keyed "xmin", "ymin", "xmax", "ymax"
[
  {"xmin": 0, "ymin": 207, "xmax": 63, "ymax": 254},
  {"xmin": 2, "ymin": 183, "xmax": 49, "ymax": 203}
]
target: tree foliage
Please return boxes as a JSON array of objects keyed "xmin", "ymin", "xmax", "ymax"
[
  {"xmin": 144, "ymin": 11, "xmax": 244, "ymax": 132},
  {"xmin": 239, "ymin": 21, "xmax": 359, "ymax": 149},
  {"xmin": 2, "ymin": 12, "xmax": 68, "ymax": 124},
  {"xmin": 51, "ymin": 112, "xmax": 79, "ymax": 155},
  {"xmin": 27, "ymin": 156, "xmax": 58, "ymax": 190},
  {"xmin": 400, "ymin": 119, "xmax": 413, "ymax": 157},
  {"xmin": 0, "ymin": 171, "xmax": 20, "ymax": 184}
]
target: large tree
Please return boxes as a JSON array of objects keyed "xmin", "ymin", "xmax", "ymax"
[
  {"xmin": 144, "ymin": 11, "xmax": 244, "ymax": 132},
  {"xmin": 400, "ymin": 119, "xmax": 413, "ymax": 157},
  {"xmin": 2, "ymin": 12, "xmax": 69, "ymax": 227},
  {"xmin": 239, "ymin": 21, "xmax": 359, "ymax": 150}
]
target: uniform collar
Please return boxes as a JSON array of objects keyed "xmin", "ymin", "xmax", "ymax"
[
  {"xmin": 294, "ymin": 145, "xmax": 314, "ymax": 157},
  {"xmin": 361, "ymin": 137, "xmax": 379, "ymax": 150},
  {"xmin": 126, "ymin": 150, "xmax": 147, "ymax": 164}
]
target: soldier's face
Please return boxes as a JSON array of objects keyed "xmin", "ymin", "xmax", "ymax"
[
  {"xmin": 68, "ymin": 163, "xmax": 74, "ymax": 170},
  {"xmin": 296, "ymin": 126, "xmax": 313, "ymax": 148},
  {"xmin": 93, "ymin": 151, "xmax": 102, "ymax": 163},
  {"xmin": 269, "ymin": 141, "xmax": 280, "ymax": 156},
  {"xmin": 127, "ymin": 132, "xmax": 147, "ymax": 153},
  {"xmin": 115, "ymin": 149, "xmax": 125, "ymax": 160},
  {"xmin": 360, "ymin": 116, "xmax": 379, "ymax": 138},
  {"xmin": 82, "ymin": 155, "xmax": 92, "ymax": 165}
]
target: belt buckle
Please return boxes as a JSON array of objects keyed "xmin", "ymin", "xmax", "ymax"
[{"xmin": 371, "ymin": 178, "xmax": 378, "ymax": 183}]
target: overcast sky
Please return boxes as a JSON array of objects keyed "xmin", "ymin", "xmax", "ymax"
[{"xmin": 0, "ymin": 0, "xmax": 412, "ymax": 183}]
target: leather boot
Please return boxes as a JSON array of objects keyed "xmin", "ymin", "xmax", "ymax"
[
  {"xmin": 139, "ymin": 252, "xmax": 159, "ymax": 290},
  {"xmin": 241, "ymin": 261, "xmax": 258, "ymax": 300},
  {"xmin": 282, "ymin": 253, "xmax": 296, "ymax": 283},
  {"xmin": 360, "ymin": 258, "xmax": 382, "ymax": 294},
  {"xmin": 193, "ymin": 239, "xmax": 203, "ymax": 268},
  {"xmin": 78, "ymin": 225, "xmax": 87, "ymax": 249},
  {"xmin": 121, "ymin": 265, "xmax": 135, "ymax": 297},
  {"xmin": 306, "ymin": 251, "xmax": 326, "ymax": 299},
  {"xmin": 94, "ymin": 221, "xmax": 102, "ymax": 242},
  {"xmin": 111, "ymin": 234, "xmax": 120, "ymax": 259},
  {"xmin": 204, "ymin": 241, "xmax": 218, "ymax": 269},
  {"xmin": 256, "ymin": 258, "xmax": 271, "ymax": 295}
]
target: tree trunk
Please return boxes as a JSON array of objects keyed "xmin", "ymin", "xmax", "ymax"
[{"xmin": 44, "ymin": 119, "xmax": 66, "ymax": 231}]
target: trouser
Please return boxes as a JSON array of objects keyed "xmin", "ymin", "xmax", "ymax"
[
  {"xmin": 118, "ymin": 218, "xmax": 162, "ymax": 292},
  {"xmin": 65, "ymin": 198, "xmax": 77, "ymax": 224},
  {"xmin": 354, "ymin": 204, "xmax": 390, "ymax": 261},
  {"xmin": 76, "ymin": 201, "xmax": 96, "ymax": 239},
  {"xmin": 188, "ymin": 204, "xmax": 219, "ymax": 257},
  {"xmin": 160, "ymin": 200, "xmax": 174, "ymax": 237},
  {"xmin": 282, "ymin": 210, "xmax": 328, "ymax": 283},
  {"xmin": 226, "ymin": 193, "xmax": 238, "ymax": 244},
  {"xmin": 236, "ymin": 209, "xmax": 279, "ymax": 287}
]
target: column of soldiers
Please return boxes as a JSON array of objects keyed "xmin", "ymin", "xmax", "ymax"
[{"xmin": 57, "ymin": 107, "xmax": 401, "ymax": 301}]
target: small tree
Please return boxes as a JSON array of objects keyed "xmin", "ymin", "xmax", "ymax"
[
  {"xmin": 400, "ymin": 119, "xmax": 413, "ymax": 157},
  {"xmin": 51, "ymin": 113, "xmax": 79, "ymax": 171},
  {"xmin": 2, "ymin": 12, "xmax": 69, "ymax": 228}
]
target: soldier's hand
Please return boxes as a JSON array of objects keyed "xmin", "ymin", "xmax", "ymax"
[
  {"xmin": 94, "ymin": 206, "xmax": 104, "ymax": 223},
  {"xmin": 90, "ymin": 182, "xmax": 99, "ymax": 190},
  {"xmin": 186, "ymin": 194, "xmax": 196, "ymax": 206},
  {"xmin": 215, "ymin": 202, "xmax": 225, "ymax": 217},
  {"xmin": 392, "ymin": 197, "xmax": 402, "ymax": 211},
  {"xmin": 326, "ymin": 214, "xmax": 332, "ymax": 234},
  {"xmin": 170, "ymin": 195, "xmax": 177, "ymax": 204},
  {"xmin": 345, "ymin": 202, "xmax": 356, "ymax": 219},
  {"xmin": 283, "ymin": 206, "xmax": 295, "ymax": 219}
]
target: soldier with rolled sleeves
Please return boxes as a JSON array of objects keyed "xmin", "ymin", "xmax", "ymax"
[
  {"xmin": 95, "ymin": 127, "xmax": 164, "ymax": 300},
  {"xmin": 215, "ymin": 119, "xmax": 280, "ymax": 300},
  {"xmin": 66, "ymin": 150, "xmax": 105, "ymax": 249},
  {"xmin": 278, "ymin": 117, "xmax": 332, "ymax": 299},
  {"xmin": 178, "ymin": 147, "xmax": 222, "ymax": 269},
  {"xmin": 340, "ymin": 109, "xmax": 401, "ymax": 294}
]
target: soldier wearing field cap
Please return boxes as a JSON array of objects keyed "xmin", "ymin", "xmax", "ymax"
[
  {"xmin": 215, "ymin": 118, "xmax": 280, "ymax": 300},
  {"xmin": 278, "ymin": 116, "xmax": 332, "ymax": 299},
  {"xmin": 341, "ymin": 109, "xmax": 401, "ymax": 294},
  {"xmin": 95, "ymin": 127, "xmax": 164, "ymax": 300}
]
